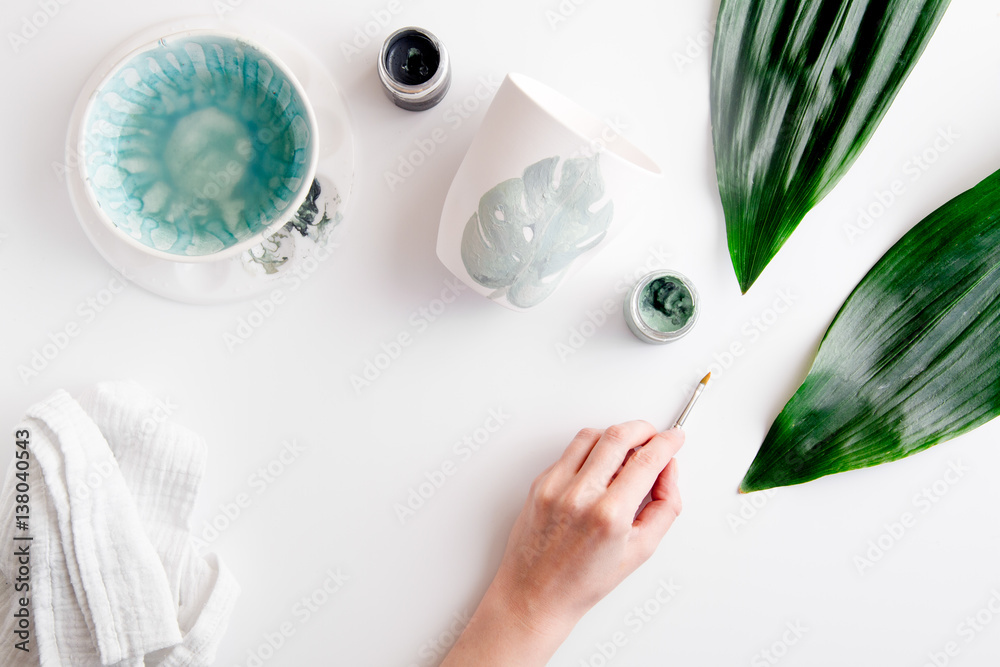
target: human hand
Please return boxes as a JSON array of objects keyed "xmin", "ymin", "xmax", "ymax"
[{"xmin": 441, "ymin": 421, "xmax": 684, "ymax": 666}]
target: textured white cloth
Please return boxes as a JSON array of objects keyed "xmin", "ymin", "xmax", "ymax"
[{"xmin": 0, "ymin": 382, "xmax": 239, "ymax": 666}]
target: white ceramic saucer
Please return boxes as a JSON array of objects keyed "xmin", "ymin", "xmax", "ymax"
[{"xmin": 65, "ymin": 16, "xmax": 355, "ymax": 305}]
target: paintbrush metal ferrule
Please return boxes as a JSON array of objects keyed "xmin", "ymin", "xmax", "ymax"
[{"xmin": 673, "ymin": 372, "xmax": 711, "ymax": 428}]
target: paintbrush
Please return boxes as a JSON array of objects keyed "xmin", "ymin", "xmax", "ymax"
[{"xmin": 673, "ymin": 372, "xmax": 711, "ymax": 428}]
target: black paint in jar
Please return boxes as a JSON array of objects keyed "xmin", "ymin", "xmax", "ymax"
[{"xmin": 377, "ymin": 27, "xmax": 452, "ymax": 111}]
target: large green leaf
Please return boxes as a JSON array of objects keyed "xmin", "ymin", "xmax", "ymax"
[
  {"xmin": 711, "ymin": 0, "xmax": 951, "ymax": 293},
  {"xmin": 461, "ymin": 155, "xmax": 613, "ymax": 309},
  {"xmin": 741, "ymin": 168, "xmax": 1000, "ymax": 492}
]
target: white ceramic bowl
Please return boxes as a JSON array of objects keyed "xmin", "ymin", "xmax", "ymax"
[{"xmin": 79, "ymin": 29, "xmax": 320, "ymax": 263}]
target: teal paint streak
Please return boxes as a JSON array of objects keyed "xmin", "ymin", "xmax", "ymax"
[{"xmin": 83, "ymin": 34, "xmax": 313, "ymax": 257}]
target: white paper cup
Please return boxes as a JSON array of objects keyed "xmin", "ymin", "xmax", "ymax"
[{"xmin": 436, "ymin": 73, "xmax": 662, "ymax": 310}]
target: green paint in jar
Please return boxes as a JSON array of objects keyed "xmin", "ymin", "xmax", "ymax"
[{"xmin": 624, "ymin": 271, "xmax": 699, "ymax": 343}]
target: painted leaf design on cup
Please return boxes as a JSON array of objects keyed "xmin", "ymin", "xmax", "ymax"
[{"xmin": 461, "ymin": 155, "xmax": 613, "ymax": 308}]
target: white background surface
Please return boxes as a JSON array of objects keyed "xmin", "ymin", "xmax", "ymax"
[{"xmin": 2, "ymin": 1, "xmax": 1000, "ymax": 666}]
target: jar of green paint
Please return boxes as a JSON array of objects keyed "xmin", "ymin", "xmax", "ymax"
[{"xmin": 624, "ymin": 271, "xmax": 699, "ymax": 343}]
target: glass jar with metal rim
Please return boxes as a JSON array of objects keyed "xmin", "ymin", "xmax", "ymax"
[
  {"xmin": 377, "ymin": 27, "xmax": 452, "ymax": 111},
  {"xmin": 624, "ymin": 270, "xmax": 700, "ymax": 344}
]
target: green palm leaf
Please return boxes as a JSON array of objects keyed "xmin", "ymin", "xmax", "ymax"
[
  {"xmin": 711, "ymin": 0, "xmax": 951, "ymax": 293},
  {"xmin": 740, "ymin": 167, "xmax": 1000, "ymax": 492}
]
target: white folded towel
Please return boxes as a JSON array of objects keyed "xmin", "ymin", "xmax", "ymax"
[{"xmin": 0, "ymin": 382, "xmax": 239, "ymax": 666}]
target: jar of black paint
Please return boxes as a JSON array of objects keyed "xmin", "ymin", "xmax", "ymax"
[{"xmin": 377, "ymin": 27, "xmax": 452, "ymax": 111}]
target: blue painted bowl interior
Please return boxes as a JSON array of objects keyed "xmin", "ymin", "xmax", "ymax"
[{"xmin": 83, "ymin": 33, "xmax": 314, "ymax": 257}]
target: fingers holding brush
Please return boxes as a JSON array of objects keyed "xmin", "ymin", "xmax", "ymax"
[
  {"xmin": 606, "ymin": 372, "xmax": 707, "ymax": 509},
  {"xmin": 577, "ymin": 420, "xmax": 659, "ymax": 486},
  {"xmin": 630, "ymin": 457, "xmax": 683, "ymax": 562},
  {"xmin": 441, "ymin": 373, "xmax": 709, "ymax": 667},
  {"xmin": 608, "ymin": 427, "xmax": 685, "ymax": 509}
]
